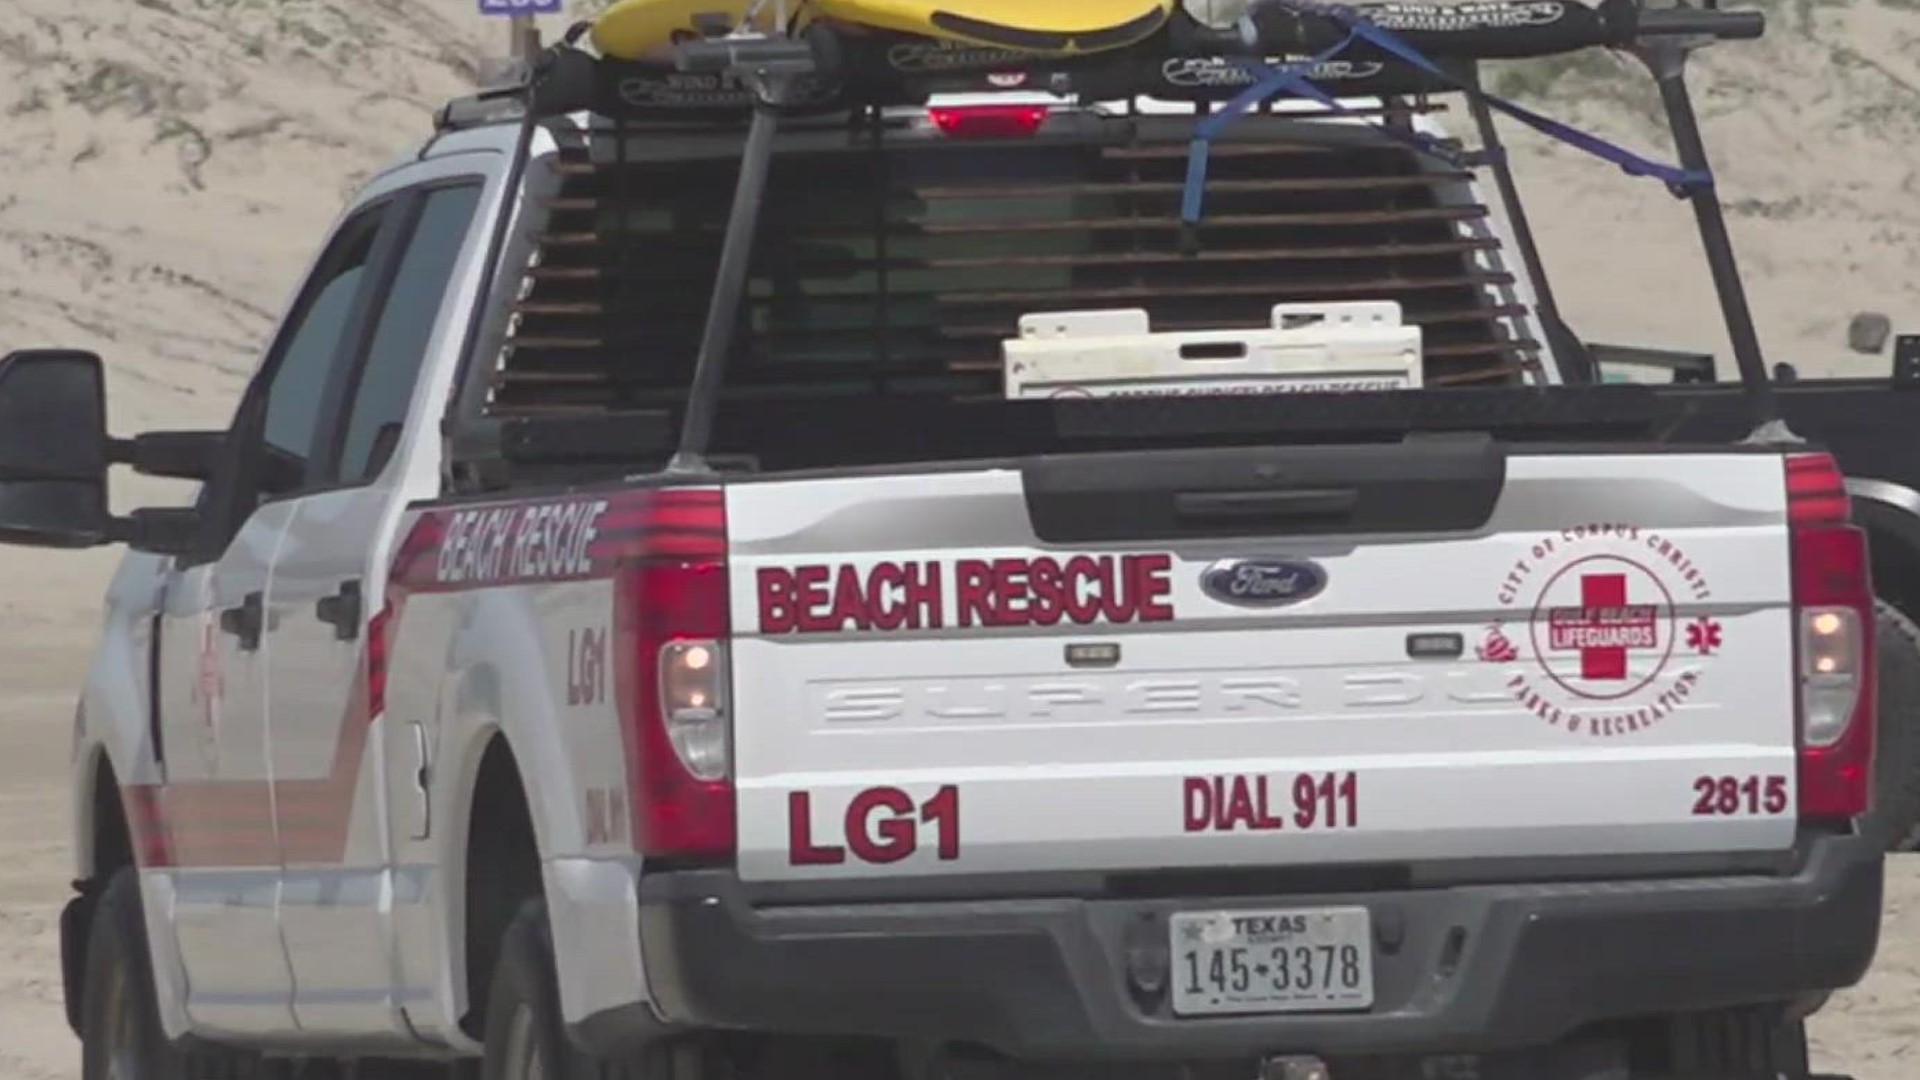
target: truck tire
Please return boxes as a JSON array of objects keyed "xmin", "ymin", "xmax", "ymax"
[
  {"xmin": 483, "ymin": 900, "xmax": 678, "ymax": 1080},
  {"xmin": 481, "ymin": 901, "xmax": 752, "ymax": 1080},
  {"xmin": 80, "ymin": 868, "xmax": 185, "ymax": 1080},
  {"xmin": 481, "ymin": 900, "xmax": 581, "ymax": 1080},
  {"xmin": 1660, "ymin": 1008, "xmax": 1811, "ymax": 1076},
  {"xmin": 79, "ymin": 868, "xmax": 268, "ymax": 1080},
  {"xmin": 1866, "ymin": 599, "xmax": 1920, "ymax": 851}
]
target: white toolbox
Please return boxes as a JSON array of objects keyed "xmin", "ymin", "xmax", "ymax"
[{"xmin": 1002, "ymin": 301, "xmax": 1424, "ymax": 400}]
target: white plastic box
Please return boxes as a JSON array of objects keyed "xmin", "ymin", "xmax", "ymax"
[{"xmin": 1002, "ymin": 301, "xmax": 1424, "ymax": 400}]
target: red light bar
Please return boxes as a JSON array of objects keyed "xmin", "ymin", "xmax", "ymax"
[
  {"xmin": 927, "ymin": 104, "xmax": 1049, "ymax": 139},
  {"xmin": 1785, "ymin": 452, "xmax": 1850, "ymax": 527}
]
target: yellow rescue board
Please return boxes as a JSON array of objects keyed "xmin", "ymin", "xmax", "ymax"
[
  {"xmin": 590, "ymin": 0, "xmax": 1176, "ymax": 63},
  {"xmin": 591, "ymin": 0, "xmax": 786, "ymax": 65}
]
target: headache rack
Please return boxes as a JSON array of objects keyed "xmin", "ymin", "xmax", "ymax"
[
  {"xmin": 441, "ymin": 0, "xmax": 1782, "ymax": 485},
  {"xmin": 491, "ymin": 111, "xmax": 1537, "ymax": 415}
]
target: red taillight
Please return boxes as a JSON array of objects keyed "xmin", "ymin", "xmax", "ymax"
[
  {"xmin": 613, "ymin": 489, "xmax": 734, "ymax": 860},
  {"xmin": 1787, "ymin": 452, "xmax": 1876, "ymax": 824},
  {"xmin": 927, "ymin": 104, "xmax": 1049, "ymax": 139},
  {"xmin": 1786, "ymin": 452, "xmax": 1851, "ymax": 527}
]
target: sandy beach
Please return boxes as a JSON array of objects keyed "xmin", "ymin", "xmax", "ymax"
[{"xmin": 0, "ymin": 0, "xmax": 1917, "ymax": 1074}]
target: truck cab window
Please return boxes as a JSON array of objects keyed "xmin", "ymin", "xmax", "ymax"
[
  {"xmin": 256, "ymin": 211, "xmax": 386, "ymax": 495},
  {"xmin": 333, "ymin": 182, "xmax": 483, "ymax": 485}
]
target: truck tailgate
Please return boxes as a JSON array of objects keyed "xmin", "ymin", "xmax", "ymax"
[{"xmin": 724, "ymin": 445, "xmax": 1798, "ymax": 882}]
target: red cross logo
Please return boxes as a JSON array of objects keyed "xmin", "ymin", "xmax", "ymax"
[
  {"xmin": 1545, "ymin": 573, "xmax": 1660, "ymax": 681},
  {"xmin": 193, "ymin": 621, "xmax": 224, "ymax": 731}
]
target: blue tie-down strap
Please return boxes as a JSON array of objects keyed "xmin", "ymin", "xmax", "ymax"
[
  {"xmin": 1178, "ymin": 0, "xmax": 1711, "ymax": 231},
  {"xmin": 1179, "ymin": 35, "xmax": 1471, "ymax": 231},
  {"xmin": 1289, "ymin": 0, "xmax": 1711, "ymax": 195},
  {"xmin": 1248, "ymin": 53, "xmax": 1471, "ymax": 163},
  {"xmin": 1181, "ymin": 30, "xmax": 1358, "ymax": 229}
]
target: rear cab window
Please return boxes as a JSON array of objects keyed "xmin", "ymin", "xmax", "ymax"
[{"xmin": 482, "ymin": 108, "xmax": 1534, "ymax": 472}]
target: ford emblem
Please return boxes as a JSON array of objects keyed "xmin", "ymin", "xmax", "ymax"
[{"xmin": 1199, "ymin": 558, "xmax": 1328, "ymax": 608}]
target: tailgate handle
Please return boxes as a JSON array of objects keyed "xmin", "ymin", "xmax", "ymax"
[{"xmin": 1175, "ymin": 488, "xmax": 1358, "ymax": 523}]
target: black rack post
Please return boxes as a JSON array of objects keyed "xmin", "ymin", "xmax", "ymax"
[
  {"xmin": 669, "ymin": 105, "xmax": 780, "ymax": 471},
  {"xmin": 1630, "ymin": 35, "xmax": 1779, "ymax": 428},
  {"xmin": 667, "ymin": 37, "xmax": 821, "ymax": 473}
]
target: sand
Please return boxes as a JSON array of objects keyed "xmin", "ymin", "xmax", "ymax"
[{"xmin": 0, "ymin": 0, "xmax": 1918, "ymax": 1074}]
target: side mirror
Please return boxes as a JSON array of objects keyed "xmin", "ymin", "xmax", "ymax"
[
  {"xmin": 0, "ymin": 350, "xmax": 114, "ymax": 548},
  {"xmin": 128, "ymin": 430, "xmax": 226, "ymax": 482},
  {"xmin": 0, "ymin": 350, "xmax": 213, "ymax": 556},
  {"xmin": 1585, "ymin": 342, "xmax": 1717, "ymax": 385}
]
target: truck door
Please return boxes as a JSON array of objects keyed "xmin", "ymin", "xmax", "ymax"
[
  {"xmin": 151, "ymin": 494, "xmax": 299, "ymax": 1036},
  {"xmin": 262, "ymin": 175, "xmax": 487, "ymax": 1036},
  {"xmin": 148, "ymin": 197, "xmax": 399, "ymax": 1038}
]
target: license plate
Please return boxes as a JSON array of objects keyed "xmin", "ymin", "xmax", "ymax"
[{"xmin": 1169, "ymin": 906, "xmax": 1375, "ymax": 1016}]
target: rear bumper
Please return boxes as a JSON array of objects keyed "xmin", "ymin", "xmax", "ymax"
[{"xmin": 626, "ymin": 836, "xmax": 1882, "ymax": 1060}]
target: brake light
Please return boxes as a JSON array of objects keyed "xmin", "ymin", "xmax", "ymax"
[
  {"xmin": 1787, "ymin": 452, "xmax": 1876, "ymax": 824},
  {"xmin": 613, "ymin": 489, "xmax": 734, "ymax": 860},
  {"xmin": 927, "ymin": 104, "xmax": 1049, "ymax": 139}
]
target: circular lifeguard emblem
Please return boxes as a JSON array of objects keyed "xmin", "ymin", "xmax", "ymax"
[{"xmin": 1478, "ymin": 524, "xmax": 1721, "ymax": 737}]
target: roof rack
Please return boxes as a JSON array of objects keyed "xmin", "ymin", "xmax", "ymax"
[
  {"xmin": 438, "ymin": 0, "xmax": 1781, "ymax": 481},
  {"xmin": 438, "ymin": 17, "xmax": 1476, "ymax": 130}
]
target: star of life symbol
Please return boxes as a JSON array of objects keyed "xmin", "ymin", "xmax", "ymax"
[{"xmin": 1686, "ymin": 616, "xmax": 1723, "ymax": 655}]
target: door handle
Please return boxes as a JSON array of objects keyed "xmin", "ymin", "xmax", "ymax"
[
  {"xmin": 314, "ymin": 579, "xmax": 363, "ymax": 641},
  {"xmin": 409, "ymin": 721, "xmax": 432, "ymax": 841},
  {"xmin": 218, "ymin": 591, "xmax": 264, "ymax": 652}
]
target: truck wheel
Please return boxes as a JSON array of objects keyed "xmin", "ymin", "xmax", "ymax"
[
  {"xmin": 80, "ymin": 868, "xmax": 187, "ymax": 1080},
  {"xmin": 1864, "ymin": 599, "xmax": 1920, "ymax": 851},
  {"xmin": 1659, "ymin": 1008, "xmax": 1811, "ymax": 1076},
  {"xmin": 481, "ymin": 902, "xmax": 731, "ymax": 1080},
  {"xmin": 78, "ymin": 868, "xmax": 270, "ymax": 1080},
  {"xmin": 480, "ymin": 901, "xmax": 578, "ymax": 1080}
]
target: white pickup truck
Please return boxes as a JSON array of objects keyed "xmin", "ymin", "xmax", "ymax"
[{"xmin": 0, "ymin": 4, "xmax": 1891, "ymax": 1080}]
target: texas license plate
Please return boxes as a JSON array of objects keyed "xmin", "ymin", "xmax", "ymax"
[{"xmin": 1169, "ymin": 906, "xmax": 1375, "ymax": 1016}]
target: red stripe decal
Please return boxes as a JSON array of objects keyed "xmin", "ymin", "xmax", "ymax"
[{"xmin": 123, "ymin": 487, "xmax": 722, "ymax": 869}]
